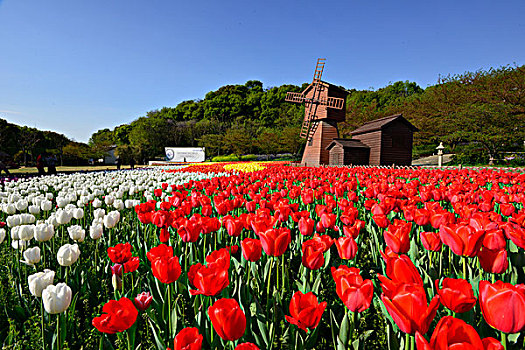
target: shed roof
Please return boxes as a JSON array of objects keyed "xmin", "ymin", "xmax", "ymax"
[
  {"xmin": 350, "ymin": 114, "xmax": 419, "ymax": 135},
  {"xmin": 326, "ymin": 138, "xmax": 370, "ymax": 151}
]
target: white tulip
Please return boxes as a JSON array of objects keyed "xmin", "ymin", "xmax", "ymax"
[
  {"xmin": 28, "ymin": 269, "xmax": 55, "ymax": 297},
  {"xmin": 57, "ymin": 244, "xmax": 80, "ymax": 266},
  {"xmin": 15, "ymin": 199, "xmax": 28, "ymax": 211},
  {"xmin": 42, "ymin": 283, "xmax": 72, "ymax": 314},
  {"xmin": 45, "ymin": 193, "xmax": 54, "ymax": 200},
  {"xmin": 56, "ymin": 209, "xmax": 72, "ymax": 225},
  {"xmin": 103, "ymin": 211, "xmax": 120, "ymax": 229},
  {"xmin": 93, "ymin": 208, "xmax": 105, "ymax": 220},
  {"xmin": 104, "ymin": 195, "xmax": 115, "ymax": 206},
  {"xmin": 34, "ymin": 223, "xmax": 54, "ymax": 242},
  {"xmin": 12, "ymin": 239, "xmax": 28, "ymax": 250},
  {"xmin": 4, "ymin": 203, "xmax": 16, "ymax": 215},
  {"xmin": 6, "ymin": 215, "xmax": 21, "ymax": 227},
  {"xmin": 46, "ymin": 214, "xmax": 59, "ymax": 227},
  {"xmin": 67, "ymin": 225, "xmax": 85, "ymax": 242},
  {"xmin": 113, "ymin": 200, "xmax": 124, "ymax": 210},
  {"xmin": 56, "ymin": 197, "xmax": 69, "ymax": 208},
  {"xmin": 92, "ymin": 198, "xmax": 102, "ymax": 208},
  {"xmin": 89, "ymin": 223, "xmax": 103, "ymax": 240},
  {"xmin": 20, "ymin": 213, "xmax": 36, "ymax": 224},
  {"xmin": 0, "ymin": 228, "xmax": 5, "ymax": 244},
  {"xmin": 41, "ymin": 200, "xmax": 53, "ymax": 211},
  {"xmin": 10, "ymin": 226, "xmax": 20, "ymax": 240},
  {"xmin": 28, "ymin": 205, "xmax": 39, "ymax": 216},
  {"xmin": 19, "ymin": 225, "xmax": 35, "ymax": 241},
  {"xmin": 22, "ymin": 246, "xmax": 41, "ymax": 265},
  {"xmin": 72, "ymin": 208, "xmax": 84, "ymax": 220}
]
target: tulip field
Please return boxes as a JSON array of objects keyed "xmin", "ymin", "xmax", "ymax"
[{"xmin": 1, "ymin": 162, "xmax": 525, "ymax": 349}]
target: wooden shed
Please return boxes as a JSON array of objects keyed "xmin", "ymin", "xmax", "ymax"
[
  {"xmin": 350, "ymin": 114, "xmax": 419, "ymax": 166},
  {"xmin": 326, "ymin": 139, "xmax": 370, "ymax": 165}
]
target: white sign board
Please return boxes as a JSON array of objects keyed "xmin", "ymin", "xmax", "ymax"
[{"xmin": 165, "ymin": 147, "xmax": 205, "ymax": 162}]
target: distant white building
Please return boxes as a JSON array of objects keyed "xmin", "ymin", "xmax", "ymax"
[{"xmin": 102, "ymin": 146, "xmax": 118, "ymax": 165}]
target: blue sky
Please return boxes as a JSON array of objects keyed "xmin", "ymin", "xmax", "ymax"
[{"xmin": 1, "ymin": 0, "xmax": 524, "ymax": 142}]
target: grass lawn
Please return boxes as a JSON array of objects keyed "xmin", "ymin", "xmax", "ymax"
[{"xmin": 6, "ymin": 165, "xmax": 143, "ymax": 175}]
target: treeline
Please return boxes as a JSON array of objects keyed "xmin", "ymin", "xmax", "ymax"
[
  {"xmin": 88, "ymin": 81, "xmax": 308, "ymax": 163},
  {"xmin": 0, "ymin": 119, "xmax": 95, "ymax": 166},
  {"xmin": 2, "ymin": 65, "xmax": 524, "ymax": 166}
]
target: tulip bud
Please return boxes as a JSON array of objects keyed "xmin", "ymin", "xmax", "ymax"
[
  {"xmin": 22, "ymin": 246, "xmax": 41, "ymax": 265},
  {"xmin": 57, "ymin": 243, "xmax": 80, "ymax": 266},
  {"xmin": 42, "ymin": 283, "xmax": 72, "ymax": 314},
  {"xmin": 67, "ymin": 225, "xmax": 85, "ymax": 242},
  {"xmin": 28, "ymin": 269, "xmax": 55, "ymax": 297},
  {"xmin": 134, "ymin": 292, "xmax": 153, "ymax": 311}
]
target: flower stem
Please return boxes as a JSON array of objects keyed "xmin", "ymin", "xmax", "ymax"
[
  {"xmin": 41, "ymin": 299, "xmax": 45, "ymax": 350},
  {"xmin": 501, "ymin": 331, "xmax": 507, "ymax": 350}
]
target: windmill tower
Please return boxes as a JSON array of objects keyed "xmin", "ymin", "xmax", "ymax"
[{"xmin": 286, "ymin": 58, "xmax": 349, "ymax": 166}]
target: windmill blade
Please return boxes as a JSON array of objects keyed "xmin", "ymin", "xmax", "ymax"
[
  {"xmin": 318, "ymin": 96, "xmax": 345, "ymax": 109},
  {"xmin": 313, "ymin": 58, "xmax": 326, "ymax": 83},
  {"xmin": 285, "ymin": 92, "xmax": 306, "ymax": 103}
]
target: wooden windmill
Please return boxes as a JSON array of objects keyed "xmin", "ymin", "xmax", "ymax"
[{"xmin": 286, "ymin": 58, "xmax": 349, "ymax": 165}]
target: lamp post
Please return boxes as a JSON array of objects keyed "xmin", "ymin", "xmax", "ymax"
[{"xmin": 436, "ymin": 142, "xmax": 445, "ymax": 168}]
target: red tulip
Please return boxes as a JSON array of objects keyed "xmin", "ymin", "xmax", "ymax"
[
  {"xmin": 235, "ymin": 343, "xmax": 259, "ymax": 350},
  {"xmin": 224, "ymin": 217, "xmax": 243, "ymax": 237},
  {"xmin": 320, "ymin": 212, "xmax": 336, "ymax": 229},
  {"xmin": 478, "ymin": 248, "xmax": 508, "ymax": 274},
  {"xmin": 205, "ymin": 247, "xmax": 231, "ymax": 270},
  {"xmin": 334, "ymin": 235, "xmax": 358, "ymax": 260},
  {"xmin": 107, "ymin": 243, "xmax": 132, "ymax": 264},
  {"xmin": 285, "ymin": 291, "xmax": 326, "ymax": 332},
  {"xmin": 373, "ymin": 214, "xmax": 390, "ymax": 229},
  {"xmin": 381, "ymin": 283, "xmax": 440, "ymax": 335},
  {"xmin": 482, "ymin": 337, "xmax": 504, "ymax": 350},
  {"xmin": 151, "ymin": 255, "xmax": 181, "ymax": 284},
  {"xmin": 415, "ymin": 316, "xmax": 484, "ymax": 349},
  {"xmin": 502, "ymin": 222, "xmax": 525, "ymax": 249},
  {"xmin": 384, "ymin": 220, "xmax": 412, "ymax": 254},
  {"xmin": 151, "ymin": 210, "xmax": 172, "ymax": 228},
  {"xmin": 298, "ymin": 217, "xmax": 315, "ymax": 236},
  {"xmin": 420, "ymin": 231, "xmax": 442, "ymax": 252},
  {"xmin": 173, "ymin": 327, "xmax": 203, "ymax": 350},
  {"xmin": 381, "ymin": 253, "xmax": 423, "ymax": 287},
  {"xmin": 188, "ymin": 262, "xmax": 229, "ymax": 296},
  {"xmin": 259, "ymin": 227, "xmax": 291, "ymax": 257},
  {"xmin": 147, "ymin": 244, "xmax": 173, "ymax": 262},
  {"xmin": 133, "ymin": 291, "xmax": 153, "ymax": 311},
  {"xmin": 92, "ymin": 297, "xmax": 138, "ymax": 334},
  {"xmin": 331, "ymin": 266, "xmax": 373, "ymax": 313},
  {"xmin": 479, "ymin": 280, "xmax": 525, "ymax": 334},
  {"xmin": 413, "ymin": 208, "xmax": 430, "ymax": 226},
  {"xmin": 439, "ymin": 224, "xmax": 485, "ymax": 257},
  {"xmin": 302, "ymin": 239, "xmax": 325, "ymax": 270},
  {"xmin": 177, "ymin": 221, "xmax": 201, "ymax": 242},
  {"xmin": 123, "ymin": 256, "xmax": 140, "ymax": 273},
  {"xmin": 435, "ymin": 278, "xmax": 477, "ymax": 313},
  {"xmin": 208, "ymin": 298, "xmax": 246, "ymax": 341},
  {"xmin": 241, "ymin": 238, "xmax": 262, "ymax": 262},
  {"xmin": 153, "ymin": 188, "xmax": 163, "ymax": 197}
]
